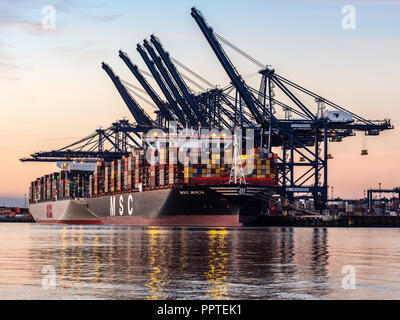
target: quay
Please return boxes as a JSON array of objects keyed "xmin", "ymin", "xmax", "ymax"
[{"xmin": 254, "ymin": 215, "xmax": 400, "ymax": 228}]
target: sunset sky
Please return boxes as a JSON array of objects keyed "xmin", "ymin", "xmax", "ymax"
[{"xmin": 0, "ymin": 0, "xmax": 399, "ymax": 206}]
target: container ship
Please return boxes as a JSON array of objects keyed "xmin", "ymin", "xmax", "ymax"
[
  {"xmin": 29, "ymin": 146, "xmax": 278, "ymax": 226},
  {"xmin": 28, "ymin": 163, "xmax": 101, "ymax": 224}
]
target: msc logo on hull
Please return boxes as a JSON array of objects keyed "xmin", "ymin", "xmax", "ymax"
[
  {"xmin": 46, "ymin": 204, "xmax": 53, "ymax": 219},
  {"xmin": 110, "ymin": 195, "xmax": 134, "ymax": 216}
]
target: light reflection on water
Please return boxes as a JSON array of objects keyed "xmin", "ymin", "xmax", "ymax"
[
  {"xmin": 205, "ymin": 229, "xmax": 229, "ymax": 299},
  {"xmin": 1, "ymin": 224, "xmax": 400, "ymax": 299}
]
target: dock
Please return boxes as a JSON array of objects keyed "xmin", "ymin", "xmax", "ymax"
[
  {"xmin": 0, "ymin": 216, "xmax": 35, "ymax": 223},
  {"xmin": 253, "ymin": 215, "xmax": 400, "ymax": 228}
]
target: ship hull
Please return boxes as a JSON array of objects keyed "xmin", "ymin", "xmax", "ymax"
[
  {"xmin": 86, "ymin": 186, "xmax": 272, "ymax": 227},
  {"xmin": 29, "ymin": 199, "xmax": 101, "ymax": 224}
]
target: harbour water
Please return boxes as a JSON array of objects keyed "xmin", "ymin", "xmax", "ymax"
[{"xmin": 1, "ymin": 224, "xmax": 400, "ymax": 300}]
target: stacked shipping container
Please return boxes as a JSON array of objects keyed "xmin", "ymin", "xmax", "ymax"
[
  {"xmin": 86, "ymin": 147, "xmax": 277, "ymax": 197},
  {"xmin": 29, "ymin": 148, "xmax": 278, "ymax": 203},
  {"xmin": 29, "ymin": 171, "xmax": 91, "ymax": 203}
]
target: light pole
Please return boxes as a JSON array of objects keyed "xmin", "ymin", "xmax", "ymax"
[{"xmin": 379, "ymin": 183, "xmax": 382, "ymax": 200}]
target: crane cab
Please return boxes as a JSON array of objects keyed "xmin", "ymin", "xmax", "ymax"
[
  {"xmin": 323, "ymin": 110, "xmax": 353, "ymax": 123},
  {"xmin": 361, "ymin": 149, "xmax": 368, "ymax": 156}
]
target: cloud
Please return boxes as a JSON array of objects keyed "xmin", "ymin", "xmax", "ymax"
[
  {"xmin": 0, "ymin": 0, "xmax": 122, "ymax": 78},
  {"xmin": 53, "ymin": 40, "xmax": 94, "ymax": 53},
  {"xmin": 52, "ymin": 40, "xmax": 107, "ymax": 65},
  {"xmin": 0, "ymin": 21, "xmax": 52, "ymax": 35},
  {"xmin": 306, "ymin": 0, "xmax": 400, "ymax": 3},
  {"xmin": 88, "ymin": 13, "xmax": 123, "ymax": 23},
  {"xmin": 0, "ymin": 61, "xmax": 20, "ymax": 70},
  {"xmin": 0, "ymin": 0, "xmax": 122, "ymax": 35},
  {"xmin": 54, "ymin": 0, "xmax": 106, "ymax": 13},
  {"xmin": 53, "ymin": 0, "xmax": 123, "ymax": 23},
  {"xmin": 0, "ymin": 1, "xmax": 61, "ymax": 37},
  {"xmin": 0, "ymin": 38, "xmax": 21, "ymax": 79}
]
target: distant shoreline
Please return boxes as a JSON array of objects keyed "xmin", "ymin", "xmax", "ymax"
[{"xmin": 0, "ymin": 197, "xmax": 27, "ymax": 208}]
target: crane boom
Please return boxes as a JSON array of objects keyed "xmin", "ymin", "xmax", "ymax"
[
  {"xmin": 102, "ymin": 62, "xmax": 154, "ymax": 127},
  {"xmin": 191, "ymin": 7, "xmax": 265, "ymax": 126},
  {"xmin": 143, "ymin": 39, "xmax": 198, "ymax": 128},
  {"xmin": 119, "ymin": 50, "xmax": 174, "ymax": 122},
  {"xmin": 150, "ymin": 35, "xmax": 207, "ymax": 127},
  {"xmin": 136, "ymin": 43, "xmax": 187, "ymax": 127}
]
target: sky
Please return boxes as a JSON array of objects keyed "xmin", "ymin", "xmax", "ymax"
[{"xmin": 0, "ymin": 0, "xmax": 399, "ymax": 206}]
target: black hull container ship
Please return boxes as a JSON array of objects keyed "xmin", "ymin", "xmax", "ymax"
[
  {"xmin": 23, "ymin": 6, "xmax": 395, "ymax": 227},
  {"xmin": 29, "ymin": 147, "xmax": 278, "ymax": 226},
  {"xmin": 87, "ymin": 184, "xmax": 273, "ymax": 227}
]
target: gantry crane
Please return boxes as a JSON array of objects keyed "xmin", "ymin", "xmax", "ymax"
[
  {"xmin": 21, "ymin": 7, "xmax": 393, "ymax": 210},
  {"xmin": 136, "ymin": 43, "xmax": 188, "ymax": 127},
  {"xmin": 190, "ymin": 7, "xmax": 393, "ymax": 209},
  {"xmin": 20, "ymin": 120, "xmax": 140, "ymax": 162},
  {"xmin": 119, "ymin": 50, "xmax": 174, "ymax": 126}
]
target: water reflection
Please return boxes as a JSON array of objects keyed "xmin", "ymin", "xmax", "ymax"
[
  {"xmin": 145, "ymin": 228, "xmax": 169, "ymax": 300},
  {"xmin": 93, "ymin": 235, "xmax": 100, "ymax": 283},
  {"xmin": 2, "ymin": 224, "xmax": 400, "ymax": 299},
  {"xmin": 279, "ymin": 228, "xmax": 296, "ymax": 279},
  {"xmin": 58, "ymin": 226, "xmax": 85, "ymax": 287},
  {"xmin": 60, "ymin": 227, "xmax": 67, "ymax": 281},
  {"xmin": 205, "ymin": 229, "xmax": 230, "ymax": 299},
  {"xmin": 312, "ymin": 228, "xmax": 329, "ymax": 281}
]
